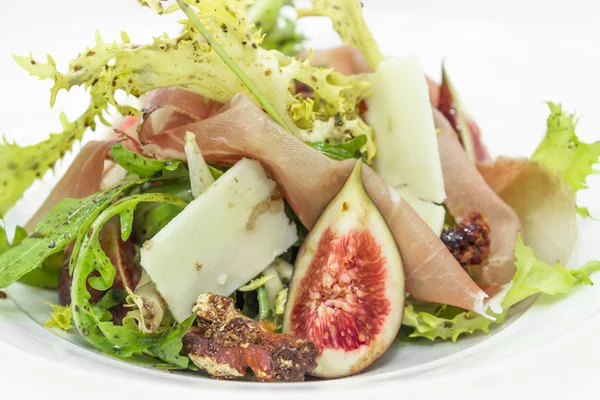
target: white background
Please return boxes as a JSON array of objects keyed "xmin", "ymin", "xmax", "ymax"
[{"xmin": 1, "ymin": 1, "xmax": 600, "ymax": 399}]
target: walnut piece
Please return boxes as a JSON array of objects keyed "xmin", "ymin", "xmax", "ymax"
[
  {"xmin": 183, "ymin": 293, "xmax": 318, "ymax": 382},
  {"xmin": 441, "ymin": 211, "xmax": 491, "ymax": 268}
]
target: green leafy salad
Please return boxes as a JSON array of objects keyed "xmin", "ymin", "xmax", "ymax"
[{"xmin": 0, "ymin": 0, "xmax": 599, "ymax": 382}]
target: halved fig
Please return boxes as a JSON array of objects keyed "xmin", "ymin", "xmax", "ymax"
[{"xmin": 283, "ymin": 161, "xmax": 405, "ymax": 378}]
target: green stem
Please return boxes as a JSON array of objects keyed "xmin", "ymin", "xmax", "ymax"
[
  {"xmin": 257, "ymin": 286, "xmax": 271, "ymax": 321},
  {"xmin": 176, "ymin": 0, "xmax": 292, "ymax": 131}
]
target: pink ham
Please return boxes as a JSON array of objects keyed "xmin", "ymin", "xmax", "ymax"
[
  {"xmin": 139, "ymin": 87, "xmax": 222, "ymax": 144},
  {"xmin": 140, "ymin": 93, "xmax": 488, "ymax": 313},
  {"xmin": 25, "ymin": 140, "xmax": 117, "ymax": 231},
  {"xmin": 434, "ymin": 109, "xmax": 521, "ymax": 285}
]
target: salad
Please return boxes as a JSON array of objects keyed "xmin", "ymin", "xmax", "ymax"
[{"xmin": 1, "ymin": 0, "xmax": 599, "ymax": 381}]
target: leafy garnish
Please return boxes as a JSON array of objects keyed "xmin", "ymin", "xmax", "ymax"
[
  {"xmin": 110, "ymin": 143, "xmax": 181, "ymax": 177},
  {"xmin": 256, "ymin": 286, "xmax": 271, "ymax": 321},
  {"xmin": 298, "ymin": 0, "xmax": 384, "ymax": 70},
  {"xmin": 402, "ymin": 235, "xmax": 600, "ymax": 341},
  {"xmin": 248, "ymin": 0, "xmax": 306, "ymax": 56},
  {"xmin": 238, "ymin": 275, "xmax": 276, "ymax": 292},
  {"xmin": 307, "ymin": 135, "xmax": 367, "ymax": 161},
  {"xmin": 0, "ymin": 181, "xmax": 143, "ymax": 289},
  {"xmin": 0, "ymin": 114, "xmax": 95, "ymax": 214},
  {"xmin": 0, "ymin": 222, "xmax": 61, "ymax": 289},
  {"xmin": 275, "ymin": 288, "xmax": 287, "ymax": 315},
  {"xmin": 71, "ymin": 192, "xmax": 189, "ymax": 362},
  {"xmin": 149, "ymin": 313, "xmax": 196, "ymax": 368},
  {"xmin": 2, "ymin": 0, "xmax": 375, "ymax": 214},
  {"xmin": 44, "ymin": 303, "xmax": 73, "ymax": 331},
  {"xmin": 532, "ymin": 103, "xmax": 600, "ymax": 217}
]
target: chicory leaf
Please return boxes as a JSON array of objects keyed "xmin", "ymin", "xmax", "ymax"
[
  {"xmin": 298, "ymin": 0, "xmax": 384, "ymax": 70},
  {"xmin": 44, "ymin": 303, "xmax": 73, "ymax": 331},
  {"xmin": 402, "ymin": 234, "xmax": 600, "ymax": 341},
  {"xmin": 532, "ymin": 103, "xmax": 600, "ymax": 217}
]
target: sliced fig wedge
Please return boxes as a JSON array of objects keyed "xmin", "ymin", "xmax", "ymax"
[{"xmin": 283, "ymin": 161, "xmax": 405, "ymax": 378}]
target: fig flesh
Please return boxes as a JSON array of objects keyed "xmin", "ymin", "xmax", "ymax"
[{"xmin": 283, "ymin": 161, "xmax": 405, "ymax": 378}]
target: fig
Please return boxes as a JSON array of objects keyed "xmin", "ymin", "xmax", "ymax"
[{"xmin": 283, "ymin": 160, "xmax": 405, "ymax": 378}]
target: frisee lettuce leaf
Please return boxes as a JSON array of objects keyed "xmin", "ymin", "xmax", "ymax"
[
  {"xmin": 298, "ymin": 0, "xmax": 384, "ymax": 70},
  {"xmin": 3, "ymin": 0, "xmax": 375, "ymax": 214},
  {"xmin": 532, "ymin": 103, "xmax": 600, "ymax": 217},
  {"xmin": 402, "ymin": 234, "xmax": 600, "ymax": 341},
  {"xmin": 0, "ymin": 112, "xmax": 97, "ymax": 214},
  {"xmin": 248, "ymin": 0, "xmax": 306, "ymax": 56},
  {"xmin": 44, "ymin": 303, "xmax": 73, "ymax": 331}
]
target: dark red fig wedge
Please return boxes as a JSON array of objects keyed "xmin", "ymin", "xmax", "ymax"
[{"xmin": 283, "ymin": 160, "xmax": 405, "ymax": 378}]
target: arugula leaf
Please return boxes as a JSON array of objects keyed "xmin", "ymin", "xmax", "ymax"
[
  {"xmin": 532, "ymin": 103, "xmax": 600, "ymax": 217},
  {"xmin": 92, "ymin": 290, "xmax": 128, "ymax": 322},
  {"xmin": 71, "ymin": 193, "xmax": 188, "ymax": 360},
  {"xmin": 402, "ymin": 235, "xmax": 600, "ymax": 341},
  {"xmin": 298, "ymin": 0, "xmax": 384, "ymax": 70},
  {"xmin": 0, "ymin": 181, "xmax": 143, "ymax": 289},
  {"xmin": 11, "ymin": 226, "xmax": 62, "ymax": 289},
  {"xmin": 149, "ymin": 313, "xmax": 196, "ymax": 368},
  {"xmin": 110, "ymin": 143, "xmax": 181, "ymax": 177},
  {"xmin": 44, "ymin": 303, "xmax": 73, "ymax": 331},
  {"xmin": 0, "ymin": 222, "xmax": 61, "ymax": 289},
  {"xmin": 307, "ymin": 135, "xmax": 367, "ymax": 161}
]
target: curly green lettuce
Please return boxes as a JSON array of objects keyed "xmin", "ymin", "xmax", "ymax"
[
  {"xmin": 532, "ymin": 103, "xmax": 600, "ymax": 217},
  {"xmin": 247, "ymin": 0, "xmax": 306, "ymax": 55},
  {"xmin": 402, "ymin": 235, "xmax": 600, "ymax": 341},
  {"xmin": 1, "ymin": 0, "xmax": 374, "ymax": 213},
  {"xmin": 298, "ymin": 0, "xmax": 384, "ymax": 70},
  {"xmin": 44, "ymin": 303, "xmax": 73, "ymax": 331}
]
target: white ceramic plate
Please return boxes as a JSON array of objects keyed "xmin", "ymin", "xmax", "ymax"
[{"xmin": 1, "ymin": 0, "xmax": 600, "ymax": 396}]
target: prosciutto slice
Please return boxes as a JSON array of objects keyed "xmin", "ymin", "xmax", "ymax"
[
  {"xmin": 140, "ymin": 93, "xmax": 488, "ymax": 314},
  {"xmin": 139, "ymin": 87, "xmax": 222, "ymax": 145},
  {"xmin": 25, "ymin": 140, "xmax": 117, "ymax": 231},
  {"xmin": 433, "ymin": 109, "xmax": 521, "ymax": 285}
]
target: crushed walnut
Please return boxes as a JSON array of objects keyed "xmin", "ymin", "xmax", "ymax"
[
  {"xmin": 441, "ymin": 211, "xmax": 491, "ymax": 268},
  {"xmin": 183, "ymin": 293, "xmax": 318, "ymax": 382}
]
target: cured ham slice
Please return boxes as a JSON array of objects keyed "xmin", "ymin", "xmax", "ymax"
[
  {"xmin": 140, "ymin": 93, "xmax": 488, "ymax": 314},
  {"xmin": 477, "ymin": 158, "xmax": 577, "ymax": 266},
  {"xmin": 433, "ymin": 109, "xmax": 521, "ymax": 285},
  {"xmin": 25, "ymin": 140, "xmax": 117, "ymax": 231},
  {"xmin": 139, "ymin": 87, "xmax": 222, "ymax": 144}
]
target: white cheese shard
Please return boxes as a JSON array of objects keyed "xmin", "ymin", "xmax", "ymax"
[
  {"xmin": 365, "ymin": 54, "xmax": 447, "ymax": 235},
  {"xmin": 141, "ymin": 158, "xmax": 298, "ymax": 322}
]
